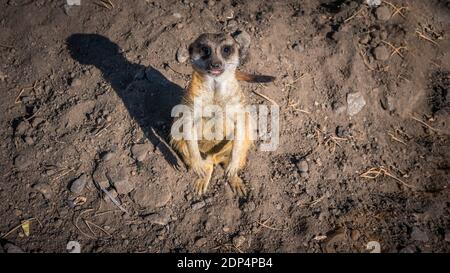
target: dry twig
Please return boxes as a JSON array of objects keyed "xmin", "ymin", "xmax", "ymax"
[{"xmin": 360, "ymin": 166, "xmax": 416, "ymax": 189}]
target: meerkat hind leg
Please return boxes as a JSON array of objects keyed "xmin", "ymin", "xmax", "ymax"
[{"xmin": 211, "ymin": 141, "xmax": 248, "ymax": 197}]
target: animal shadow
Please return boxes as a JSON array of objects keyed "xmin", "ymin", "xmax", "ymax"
[{"xmin": 66, "ymin": 33, "xmax": 184, "ymax": 169}]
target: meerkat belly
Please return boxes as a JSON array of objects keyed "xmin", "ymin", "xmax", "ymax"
[{"xmin": 198, "ymin": 109, "xmax": 232, "ymax": 155}]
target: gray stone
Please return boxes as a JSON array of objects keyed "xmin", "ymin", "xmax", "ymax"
[
  {"xmin": 336, "ymin": 126, "xmax": 350, "ymax": 138},
  {"xmin": 194, "ymin": 237, "xmax": 208, "ymax": 247},
  {"xmin": 292, "ymin": 43, "xmax": 305, "ymax": 53},
  {"xmin": 111, "ymin": 168, "xmax": 135, "ymax": 195},
  {"xmin": 93, "ymin": 166, "xmax": 109, "ymax": 189},
  {"xmin": 297, "ymin": 160, "xmax": 309, "ymax": 173},
  {"xmin": 101, "ymin": 152, "xmax": 114, "ymax": 162},
  {"xmin": 411, "ymin": 227, "xmax": 429, "ymax": 242},
  {"xmin": 399, "ymin": 245, "xmax": 417, "ymax": 253},
  {"xmin": 380, "ymin": 95, "xmax": 395, "ymax": 112},
  {"xmin": 31, "ymin": 118, "xmax": 45, "ymax": 127},
  {"xmin": 176, "ymin": 46, "xmax": 189, "ymax": 63},
  {"xmin": 14, "ymin": 154, "xmax": 32, "ymax": 170},
  {"xmin": 360, "ymin": 34, "xmax": 370, "ymax": 45},
  {"xmin": 223, "ymin": 8, "xmax": 234, "ymax": 19},
  {"xmin": 132, "ymin": 183, "xmax": 171, "ymax": 208},
  {"xmin": 24, "ymin": 136, "xmax": 34, "ymax": 145},
  {"xmin": 70, "ymin": 78, "xmax": 82, "ymax": 87},
  {"xmin": 366, "ymin": 0, "xmax": 381, "ymax": 7},
  {"xmin": 15, "ymin": 120, "xmax": 30, "ymax": 135},
  {"xmin": 131, "ymin": 144, "xmax": 151, "ymax": 162},
  {"xmin": 145, "ymin": 210, "xmax": 171, "ymax": 226},
  {"xmin": 4, "ymin": 243, "xmax": 25, "ymax": 253},
  {"xmin": 191, "ymin": 200, "xmax": 206, "ymax": 210},
  {"xmin": 373, "ymin": 45, "xmax": 390, "ymax": 61},
  {"xmin": 232, "ymin": 235, "xmax": 246, "ymax": 247},
  {"xmin": 226, "ymin": 19, "xmax": 238, "ymax": 29},
  {"xmin": 70, "ymin": 174, "xmax": 89, "ymax": 194},
  {"xmin": 347, "ymin": 92, "xmax": 366, "ymax": 116},
  {"xmin": 375, "ymin": 6, "xmax": 391, "ymax": 21},
  {"xmin": 32, "ymin": 183, "xmax": 52, "ymax": 199}
]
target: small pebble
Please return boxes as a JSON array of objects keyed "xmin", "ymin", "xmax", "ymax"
[
  {"xmin": 70, "ymin": 174, "xmax": 88, "ymax": 194},
  {"xmin": 366, "ymin": 0, "xmax": 381, "ymax": 7},
  {"xmin": 411, "ymin": 227, "xmax": 429, "ymax": 242},
  {"xmin": 111, "ymin": 168, "xmax": 134, "ymax": 195},
  {"xmin": 347, "ymin": 92, "xmax": 366, "ymax": 116},
  {"xmin": 223, "ymin": 8, "xmax": 234, "ymax": 19},
  {"xmin": 15, "ymin": 120, "xmax": 30, "ymax": 135},
  {"xmin": 16, "ymin": 145, "xmax": 33, "ymax": 160},
  {"xmin": 194, "ymin": 237, "xmax": 208, "ymax": 247},
  {"xmin": 336, "ymin": 126, "xmax": 350, "ymax": 138},
  {"xmin": 24, "ymin": 136, "xmax": 34, "ymax": 145},
  {"xmin": 101, "ymin": 151, "xmax": 114, "ymax": 162},
  {"xmin": 372, "ymin": 45, "xmax": 390, "ymax": 61},
  {"xmin": 32, "ymin": 183, "xmax": 52, "ymax": 199},
  {"xmin": 232, "ymin": 235, "xmax": 246, "ymax": 248},
  {"xmin": 297, "ymin": 160, "xmax": 309, "ymax": 173},
  {"xmin": 4, "ymin": 243, "xmax": 24, "ymax": 253},
  {"xmin": 176, "ymin": 46, "xmax": 189, "ymax": 63},
  {"xmin": 375, "ymin": 6, "xmax": 391, "ymax": 21},
  {"xmin": 131, "ymin": 144, "xmax": 151, "ymax": 162},
  {"xmin": 292, "ymin": 43, "xmax": 305, "ymax": 53},
  {"xmin": 191, "ymin": 201, "xmax": 206, "ymax": 210},
  {"xmin": 70, "ymin": 78, "xmax": 82, "ymax": 87},
  {"xmin": 146, "ymin": 212, "xmax": 170, "ymax": 226},
  {"xmin": 399, "ymin": 245, "xmax": 417, "ymax": 253}
]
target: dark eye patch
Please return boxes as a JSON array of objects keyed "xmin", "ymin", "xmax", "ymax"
[
  {"xmin": 200, "ymin": 45, "xmax": 211, "ymax": 56},
  {"xmin": 221, "ymin": 45, "xmax": 233, "ymax": 58}
]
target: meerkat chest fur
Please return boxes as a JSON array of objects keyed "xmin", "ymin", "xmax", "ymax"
[{"xmin": 198, "ymin": 72, "xmax": 243, "ymax": 107}]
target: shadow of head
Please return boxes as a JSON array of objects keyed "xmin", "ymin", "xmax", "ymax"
[{"xmin": 66, "ymin": 33, "xmax": 184, "ymax": 168}]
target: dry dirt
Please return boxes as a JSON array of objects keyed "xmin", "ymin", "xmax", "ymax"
[{"xmin": 0, "ymin": 0, "xmax": 449, "ymax": 253}]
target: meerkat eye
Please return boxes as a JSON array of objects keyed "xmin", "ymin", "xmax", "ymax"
[
  {"xmin": 222, "ymin": 45, "xmax": 232, "ymax": 56},
  {"xmin": 201, "ymin": 46, "xmax": 211, "ymax": 56}
]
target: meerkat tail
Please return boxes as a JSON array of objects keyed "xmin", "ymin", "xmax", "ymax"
[{"xmin": 235, "ymin": 70, "xmax": 275, "ymax": 83}]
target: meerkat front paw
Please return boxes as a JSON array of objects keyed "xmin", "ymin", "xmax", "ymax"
[
  {"xmin": 193, "ymin": 162, "xmax": 213, "ymax": 195},
  {"xmin": 191, "ymin": 159, "xmax": 211, "ymax": 178},
  {"xmin": 194, "ymin": 177, "xmax": 209, "ymax": 195}
]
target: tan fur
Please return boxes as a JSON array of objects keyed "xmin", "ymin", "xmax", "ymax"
[
  {"xmin": 170, "ymin": 70, "xmax": 252, "ymax": 196},
  {"xmin": 170, "ymin": 32, "xmax": 273, "ymax": 196}
]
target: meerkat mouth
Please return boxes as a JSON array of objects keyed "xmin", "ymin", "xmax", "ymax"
[{"xmin": 208, "ymin": 68, "xmax": 224, "ymax": 76}]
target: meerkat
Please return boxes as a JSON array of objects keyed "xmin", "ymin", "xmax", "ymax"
[{"xmin": 170, "ymin": 32, "xmax": 274, "ymax": 196}]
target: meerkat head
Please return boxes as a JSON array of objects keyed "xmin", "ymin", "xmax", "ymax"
[{"xmin": 188, "ymin": 32, "xmax": 249, "ymax": 77}]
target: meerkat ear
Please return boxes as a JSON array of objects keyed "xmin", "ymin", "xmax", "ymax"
[{"xmin": 231, "ymin": 30, "xmax": 251, "ymax": 65}]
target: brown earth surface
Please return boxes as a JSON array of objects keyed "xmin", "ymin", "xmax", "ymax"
[{"xmin": 0, "ymin": 0, "xmax": 449, "ymax": 253}]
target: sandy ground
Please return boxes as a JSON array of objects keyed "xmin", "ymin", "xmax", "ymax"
[{"xmin": 0, "ymin": 0, "xmax": 449, "ymax": 253}]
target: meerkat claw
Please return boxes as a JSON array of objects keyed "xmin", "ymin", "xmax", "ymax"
[
  {"xmin": 229, "ymin": 176, "xmax": 247, "ymax": 197},
  {"xmin": 194, "ymin": 178, "xmax": 208, "ymax": 195},
  {"xmin": 225, "ymin": 163, "xmax": 239, "ymax": 178}
]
